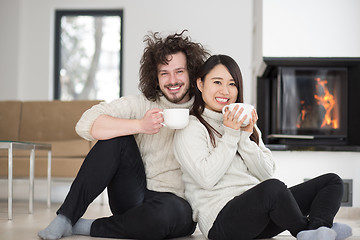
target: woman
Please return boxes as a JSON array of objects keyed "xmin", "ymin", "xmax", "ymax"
[{"xmin": 173, "ymin": 55, "xmax": 352, "ymax": 240}]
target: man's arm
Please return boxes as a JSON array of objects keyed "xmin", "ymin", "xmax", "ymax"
[{"xmin": 90, "ymin": 108, "xmax": 164, "ymax": 140}]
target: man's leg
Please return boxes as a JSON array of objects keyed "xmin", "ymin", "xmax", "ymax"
[
  {"xmin": 90, "ymin": 191, "xmax": 196, "ymax": 240},
  {"xmin": 39, "ymin": 136, "xmax": 146, "ymax": 239},
  {"xmin": 58, "ymin": 135, "xmax": 146, "ymax": 222}
]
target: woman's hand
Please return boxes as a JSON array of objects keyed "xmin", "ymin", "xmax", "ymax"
[
  {"xmin": 241, "ymin": 108, "xmax": 258, "ymax": 133},
  {"xmin": 223, "ymin": 105, "xmax": 247, "ymax": 130}
]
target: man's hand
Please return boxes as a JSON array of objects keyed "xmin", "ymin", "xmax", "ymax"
[{"xmin": 138, "ymin": 108, "xmax": 164, "ymax": 134}]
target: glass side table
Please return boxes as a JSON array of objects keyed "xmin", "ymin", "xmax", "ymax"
[{"xmin": 0, "ymin": 141, "xmax": 52, "ymax": 220}]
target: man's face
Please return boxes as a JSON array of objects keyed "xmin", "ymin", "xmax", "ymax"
[{"xmin": 157, "ymin": 52, "xmax": 191, "ymax": 104}]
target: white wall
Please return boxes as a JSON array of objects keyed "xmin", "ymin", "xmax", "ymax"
[
  {"xmin": 0, "ymin": 0, "xmax": 21, "ymax": 100},
  {"xmin": 0, "ymin": 0, "xmax": 254, "ymax": 104},
  {"xmin": 263, "ymin": 0, "xmax": 360, "ymax": 57},
  {"xmin": 273, "ymin": 151, "xmax": 360, "ymax": 207},
  {"xmin": 252, "ymin": 0, "xmax": 360, "ymax": 207}
]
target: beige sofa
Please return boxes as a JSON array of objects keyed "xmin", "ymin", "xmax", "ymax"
[{"xmin": 0, "ymin": 100, "xmax": 101, "ymax": 178}]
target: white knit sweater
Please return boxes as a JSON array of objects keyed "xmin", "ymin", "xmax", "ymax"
[
  {"xmin": 75, "ymin": 94, "xmax": 194, "ymax": 198},
  {"xmin": 174, "ymin": 108, "xmax": 275, "ymax": 238}
]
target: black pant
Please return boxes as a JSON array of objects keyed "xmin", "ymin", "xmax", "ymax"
[
  {"xmin": 208, "ymin": 173, "xmax": 344, "ymax": 240},
  {"xmin": 57, "ymin": 136, "xmax": 196, "ymax": 240}
]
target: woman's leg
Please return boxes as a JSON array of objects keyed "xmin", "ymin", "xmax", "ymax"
[
  {"xmin": 289, "ymin": 173, "xmax": 344, "ymax": 230},
  {"xmin": 90, "ymin": 191, "xmax": 197, "ymax": 240},
  {"xmin": 208, "ymin": 179, "xmax": 308, "ymax": 240},
  {"xmin": 258, "ymin": 173, "xmax": 344, "ymax": 239},
  {"xmin": 289, "ymin": 173, "xmax": 352, "ymax": 240}
]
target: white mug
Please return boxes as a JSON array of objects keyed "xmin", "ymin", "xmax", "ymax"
[
  {"xmin": 222, "ymin": 103, "xmax": 254, "ymax": 126},
  {"xmin": 160, "ymin": 108, "xmax": 189, "ymax": 129}
]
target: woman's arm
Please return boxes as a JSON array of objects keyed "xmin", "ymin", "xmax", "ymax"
[
  {"xmin": 174, "ymin": 121, "xmax": 240, "ymax": 190},
  {"xmin": 238, "ymin": 125, "xmax": 275, "ymax": 181}
]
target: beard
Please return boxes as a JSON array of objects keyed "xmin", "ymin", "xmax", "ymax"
[{"xmin": 162, "ymin": 84, "xmax": 191, "ymax": 104}]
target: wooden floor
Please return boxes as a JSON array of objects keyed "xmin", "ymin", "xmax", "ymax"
[{"xmin": 0, "ymin": 200, "xmax": 359, "ymax": 240}]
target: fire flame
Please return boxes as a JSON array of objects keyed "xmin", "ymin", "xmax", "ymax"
[
  {"xmin": 296, "ymin": 77, "xmax": 339, "ymax": 129},
  {"xmin": 313, "ymin": 77, "xmax": 339, "ymax": 129},
  {"xmin": 297, "ymin": 101, "xmax": 306, "ymax": 128}
]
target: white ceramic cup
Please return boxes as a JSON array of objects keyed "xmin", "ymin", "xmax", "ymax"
[
  {"xmin": 222, "ymin": 103, "xmax": 254, "ymax": 126},
  {"xmin": 160, "ymin": 108, "xmax": 189, "ymax": 129}
]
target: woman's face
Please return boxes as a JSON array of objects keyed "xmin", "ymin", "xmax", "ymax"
[{"xmin": 197, "ymin": 64, "xmax": 238, "ymax": 113}]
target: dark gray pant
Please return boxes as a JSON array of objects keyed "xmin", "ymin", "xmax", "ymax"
[{"xmin": 57, "ymin": 136, "xmax": 196, "ymax": 240}]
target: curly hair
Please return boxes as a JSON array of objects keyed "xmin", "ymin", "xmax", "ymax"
[{"xmin": 139, "ymin": 30, "xmax": 210, "ymax": 101}]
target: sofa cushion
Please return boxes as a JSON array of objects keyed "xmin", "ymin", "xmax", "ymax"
[
  {"xmin": 0, "ymin": 100, "xmax": 101, "ymax": 179},
  {"xmin": 35, "ymin": 139, "xmax": 93, "ymax": 157},
  {"xmin": 0, "ymin": 101, "xmax": 22, "ymax": 141},
  {"xmin": 19, "ymin": 100, "xmax": 100, "ymax": 142}
]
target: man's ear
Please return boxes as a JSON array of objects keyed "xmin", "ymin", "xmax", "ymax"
[{"xmin": 196, "ymin": 78, "xmax": 203, "ymax": 92}]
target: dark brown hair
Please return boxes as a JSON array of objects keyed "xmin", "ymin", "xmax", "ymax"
[
  {"xmin": 139, "ymin": 30, "xmax": 210, "ymax": 101},
  {"xmin": 191, "ymin": 54, "xmax": 259, "ymax": 147}
]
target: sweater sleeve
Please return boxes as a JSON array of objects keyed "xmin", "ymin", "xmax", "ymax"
[
  {"xmin": 174, "ymin": 120, "xmax": 240, "ymax": 190},
  {"xmin": 75, "ymin": 95, "xmax": 145, "ymax": 141},
  {"xmin": 237, "ymin": 125, "xmax": 275, "ymax": 181}
]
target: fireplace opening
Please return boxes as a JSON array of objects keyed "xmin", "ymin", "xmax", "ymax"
[
  {"xmin": 271, "ymin": 67, "xmax": 347, "ymax": 144},
  {"xmin": 257, "ymin": 58, "xmax": 360, "ymax": 151}
]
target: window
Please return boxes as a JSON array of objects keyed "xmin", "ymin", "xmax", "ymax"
[{"xmin": 54, "ymin": 10, "xmax": 123, "ymax": 102}]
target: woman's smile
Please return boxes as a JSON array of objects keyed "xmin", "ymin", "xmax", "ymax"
[{"xmin": 215, "ymin": 97, "xmax": 230, "ymax": 104}]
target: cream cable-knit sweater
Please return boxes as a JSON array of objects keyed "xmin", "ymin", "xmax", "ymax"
[
  {"xmin": 75, "ymin": 94, "xmax": 194, "ymax": 198},
  {"xmin": 174, "ymin": 108, "xmax": 275, "ymax": 238}
]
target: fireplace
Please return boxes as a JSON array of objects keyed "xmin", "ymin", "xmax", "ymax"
[{"xmin": 257, "ymin": 57, "xmax": 360, "ymax": 151}]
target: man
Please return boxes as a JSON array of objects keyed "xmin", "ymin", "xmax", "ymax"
[{"xmin": 38, "ymin": 30, "xmax": 209, "ymax": 240}]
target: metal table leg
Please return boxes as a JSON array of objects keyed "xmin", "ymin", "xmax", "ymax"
[
  {"xmin": 29, "ymin": 148, "xmax": 35, "ymax": 214},
  {"xmin": 8, "ymin": 144, "xmax": 13, "ymax": 220},
  {"xmin": 47, "ymin": 150, "xmax": 52, "ymax": 208},
  {"xmin": 1, "ymin": 141, "xmax": 52, "ymax": 220}
]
